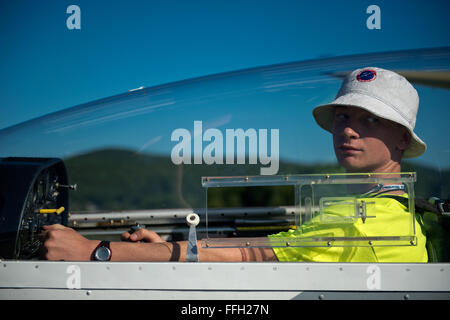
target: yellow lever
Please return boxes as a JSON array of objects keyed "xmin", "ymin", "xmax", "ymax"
[{"xmin": 39, "ymin": 207, "xmax": 65, "ymax": 215}]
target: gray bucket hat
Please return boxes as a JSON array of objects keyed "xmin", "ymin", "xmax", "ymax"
[{"xmin": 313, "ymin": 67, "xmax": 426, "ymax": 158}]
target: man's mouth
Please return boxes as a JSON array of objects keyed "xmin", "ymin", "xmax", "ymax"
[{"xmin": 338, "ymin": 144, "xmax": 363, "ymax": 154}]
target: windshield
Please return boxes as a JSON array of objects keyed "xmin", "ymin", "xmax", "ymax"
[{"xmin": 1, "ymin": 48, "xmax": 449, "ymax": 214}]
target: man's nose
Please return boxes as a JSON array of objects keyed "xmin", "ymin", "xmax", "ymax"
[{"xmin": 342, "ymin": 125, "xmax": 360, "ymax": 140}]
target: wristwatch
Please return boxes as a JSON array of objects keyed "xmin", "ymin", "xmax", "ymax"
[{"xmin": 92, "ymin": 241, "xmax": 111, "ymax": 261}]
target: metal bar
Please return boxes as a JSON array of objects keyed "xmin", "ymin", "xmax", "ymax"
[
  {"xmin": 68, "ymin": 206, "xmax": 301, "ymax": 228},
  {"xmin": 202, "ymin": 173, "xmax": 416, "ymax": 188}
]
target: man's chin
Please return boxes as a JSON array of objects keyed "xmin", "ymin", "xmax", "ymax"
[{"xmin": 338, "ymin": 158, "xmax": 370, "ymax": 173}]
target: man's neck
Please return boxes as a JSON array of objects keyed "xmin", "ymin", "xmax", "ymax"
[
  {"xmin": 346, "ymin": 160, "xmax": 401, "ymax": 175},
  {"xmin": 345, "ymin": 161, "xmax": 403, "ymax": 195}
]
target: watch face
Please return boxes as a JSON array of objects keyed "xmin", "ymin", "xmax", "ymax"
[{"xmin": 95, "ymin": 246, "xmax": 111, "ymax": 261}]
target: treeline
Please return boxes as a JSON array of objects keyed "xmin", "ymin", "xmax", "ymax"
[{"xmin": 64, "ymin": 148, "xmax": 450, "ymax": 212}]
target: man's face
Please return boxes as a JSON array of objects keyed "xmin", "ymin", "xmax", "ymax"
[{"xmin": 332, "ymin": 106, "xmax": 410, "ymax": 173}]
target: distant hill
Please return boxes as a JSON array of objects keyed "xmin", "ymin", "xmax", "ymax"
[{"xmin": 64, "ymin": 148, "xmax": 450, "ymax": 212}]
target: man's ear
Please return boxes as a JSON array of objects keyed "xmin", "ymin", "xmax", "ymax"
[{"xmin": 397, "ymin": 128, "xmax": 411, "ymax": 151}]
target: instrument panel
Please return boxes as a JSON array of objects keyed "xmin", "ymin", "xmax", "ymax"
[
  {"xmin": 0, "ymin": 158, "xmax": 71, "ymax": 259},
  {"xmin": 18, "ymin": 167, "xmax": 67, "ymax": 258}
]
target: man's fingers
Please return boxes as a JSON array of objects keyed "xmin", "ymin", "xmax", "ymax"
[
  {"xmin": 127, "ymin": 229, "xmax": 165, "ymax": 243},
  {"xmin": 140, "ymin": 229, "xmax": 165, "ymax": 243},
  {"xmin": 40, "ymin": 224, "xmax": 66, "ymax": 238},
  {"xmin": 121, "ymin": 231, "xmax": 131, "ymax": 241},
  {"xmin": 120, "ymin": 228, "xmax": 166, "ymax": 243},
  {"xmin": 42, "ymin": 224, "xmax": 66, "ymax": 230},
  {"xmin": 130, "ymin": 230, "xmax": 142, "ymax": 241}
]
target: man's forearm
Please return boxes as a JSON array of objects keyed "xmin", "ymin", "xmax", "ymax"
[
  {"xmin": 41, "ymin": 225, "xmax": 278, "ymax": 262},
  {"xmin": 109, "ymin": 240, "xmax": 277, "ymax": 262},
  {"xmin": 109, "ymin": 241, "xmax": 180, "ymax": 261}
]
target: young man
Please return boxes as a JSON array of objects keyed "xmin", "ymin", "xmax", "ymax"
[{"xmin": 42, "ymin": 67, "xmax": 428, "ymax": 262}]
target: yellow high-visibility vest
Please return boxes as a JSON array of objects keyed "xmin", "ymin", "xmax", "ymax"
[{"xmin": 269, "ymin": 195, "xmax": 428, "ymax": 262}]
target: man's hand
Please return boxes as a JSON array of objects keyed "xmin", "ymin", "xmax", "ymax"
[
  {"xmin": 41, "ymin": 224, "xmax": 98, "ymax": 261},
  {"xmin": 121, "ymin": 228, "xmax": 165, "ymax": 243}
]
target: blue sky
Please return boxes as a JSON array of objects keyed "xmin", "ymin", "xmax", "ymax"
[{"xmin": 1, "ymin": 0, "xmax": 449, "ymax": 130}]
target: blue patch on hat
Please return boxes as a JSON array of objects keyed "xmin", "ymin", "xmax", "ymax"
[{"xmin": 357, "ymin": 69, "xmax": 377, "ymax": 82}]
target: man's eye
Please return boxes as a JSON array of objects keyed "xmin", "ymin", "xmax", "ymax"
[
  {"xmin": 335, "ymin": 113, "xmax": 348, "ymax": 121},
  {"xmin": 367, "ymin": 116, "xmax": 379, "ymax": 123}
]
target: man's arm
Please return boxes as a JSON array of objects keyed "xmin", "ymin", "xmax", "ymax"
[{"xmin": 42, "ymin": 224, "xmax": 277, "ymax": 262}]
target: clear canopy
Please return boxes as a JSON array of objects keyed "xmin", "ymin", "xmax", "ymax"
[{"xmin": 0, "ymin": 47, "xmax": 449, "ymax": 249}]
